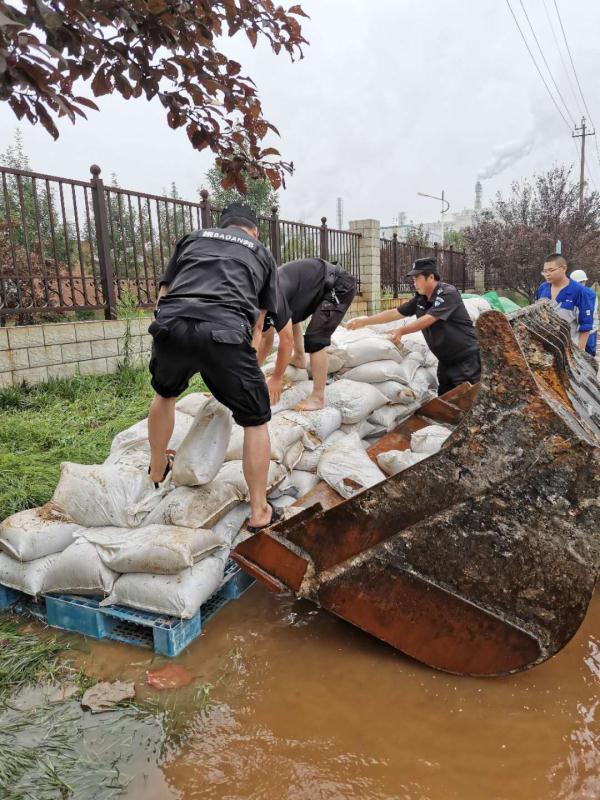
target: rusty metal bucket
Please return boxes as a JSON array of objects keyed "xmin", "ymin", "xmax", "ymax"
[{"xmin": 234, "ymin": 304, "xmax": 600, "ymax": 676}]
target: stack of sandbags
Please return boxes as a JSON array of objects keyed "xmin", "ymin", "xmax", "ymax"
[{"xmin": 376, "ymin": 424, "xmax": 452, "ymax": 476}]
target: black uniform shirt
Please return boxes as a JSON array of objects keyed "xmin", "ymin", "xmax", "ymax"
[
  {"xmin": 157, "ymin": 227, "xmax": 278, "ymax": 330},
  {"xmin": 269, "ymin": 258, "xmax": 327, "ymax": 331},
  {"xmin": 397, "ymin": 281, "xmax": 479, "ymax": 365}
]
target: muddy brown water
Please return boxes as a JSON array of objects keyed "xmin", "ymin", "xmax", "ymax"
[{"xmin": 71, "ymin": 586, "xmax": 600, "ymax": 800}]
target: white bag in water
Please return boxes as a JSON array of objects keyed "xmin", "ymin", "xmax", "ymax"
[
  {"xmin": 325, "ymin": 380, "xmax": 388, "ymax": 424},
  {"xmin": 295, "ymin": 430, "xmax": 347, "ymax": 473},
  {"xmin": 145, "ymin": 482, "xmax": 241, "ymax": 528},
  {"xmin": 77, "ymin": 525, "xmax": 226, "ymax": 574},
  {"xmin": 317, "ymin": 433, "xmax": 385, "ymax": 499},
  {"xmin": 110, "ymin": 410, "xmax": 192, "ymax": 456},
  {"xmin": 271, "ymin": 381, "xmax": 313, "ymax": 414},
  {"xmin": 368, "ymin": 402, "xmax": 421, "ymax": 432},
  {"xmin": 342, "ymin": 337, "xmax": 405, "ymax": 368},
  {"xmin": 225, "ymin": 415, "xmax": 305, "ymax": 463},
  {"xmin": 277, "ymin": 407, "xmax": 342, "ymax": 448},
  {"xmin": 52, "ymin": 463, "xmax": 165, "ymax": 528},
  {"xmin": 290, "ymin": 470, "xmax": 319, "ymax": 496},
  {"xmin": 0, "ymin": 552, "xmax": 60, "ymax": 596},
  {"xmin": 411, "ymin": 424, "xmax": 452, "ymax": 454},
  {"xmin": 375, "ymin": 381, "xmax": 417, "ymax": 405},
  {"xmin": 101, "ymin": 550, "xmax": 228, "ymax": 619},
  {"xmin": 175, "ymin": 393, "xmax": 209, "ymax": 418},
  {"xmin": 339, "ymin": 419, "xmax": 378, "ymax": 438},
  {"xmin": 217, "ymin": 460, "xmax": 286, "ymax": 500},
  {"xmin": 43, "ymin": 540, "xmax": 117, "ymax": 596},
  {"xmin": 377, "ymin": 449, "xmax": 429, "ymax": 476},
  {"xmin": 0, "ymin": 504, "xmax": 80, "ymax": 561},
  {"xmin": 172, "ymin": 398, "xmax": 232, "ymax": 487}
]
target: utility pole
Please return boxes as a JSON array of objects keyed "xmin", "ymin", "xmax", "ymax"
[{"xmin": 573, "ymin": 117, "xmax": 596, "ymax": 210}]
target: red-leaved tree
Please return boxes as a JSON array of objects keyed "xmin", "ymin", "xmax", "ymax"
[{"xmin": 0, "ymin": 1, "xmax": 308, "ymax": 190}]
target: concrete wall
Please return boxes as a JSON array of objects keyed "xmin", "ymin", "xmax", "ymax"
[{"xmin": 0, "ymin": 317, "xmax": 152, "ymax": 389}]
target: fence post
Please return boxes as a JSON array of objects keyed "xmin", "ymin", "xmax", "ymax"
[
  {"xmin": 270, "ymin": 206, "xmax": 282, "ymax": 265},
  {"xmin": 320, "ymin": 217, "xmax": 329, "ymax": 261},
  {"xmin": 200, "ymin": 189, "xmax": 211, "ymax": 228},
  {"xmin": 462, "ymin": 251, "xmax": 467, "ymax": 291},
  {"xmin": 89, "ymin": 165, "xmax": 117, "ymax": 321},
  {"xmin": 349, "ymin": 218, "xmax": 380, "ymax": 314},
  {"xmin": 392, "ymin": 232, "xmax": 399, "ymax": 296}
]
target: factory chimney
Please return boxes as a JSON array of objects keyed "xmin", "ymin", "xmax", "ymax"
[{"xmin": 474, "ymin": 181, "xmax": 482, "ymax": 214}]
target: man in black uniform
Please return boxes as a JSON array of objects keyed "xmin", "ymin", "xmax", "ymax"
[
  {"xmin": 147, "ymin": 203, "xmax": 281, "ymax": 532},
  {"xmin": 347, "ymin": 258, "xmax": 480, "ymax": 395},
  {"xmin": 257, "ymin": 258, "xmax": 357, "ymax": 410}
]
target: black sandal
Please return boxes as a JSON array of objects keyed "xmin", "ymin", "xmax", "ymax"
[
  {"xmin": 148, "ymin": 453, "xmax": 174, "ymax": 489},
  {"xmin": 245, "ymin": 502, "xmax": 284, "ymax": 534}
]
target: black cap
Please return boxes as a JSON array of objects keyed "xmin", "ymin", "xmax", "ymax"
[
  {"xmin": 406, "ymin": 257, "xmax": 438, "ymax": 277},
  {"xmin": 219, "ymin": 203, "xmax": 258, "ymax": 229}
]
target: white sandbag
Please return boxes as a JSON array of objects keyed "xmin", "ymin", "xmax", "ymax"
[
  {"xmin": 368, "ymin": 402, "xmax": 421, "ymax": 433},
  {"xmin": 262, "ymin": 362, "xmax": 309, "ymax": 383},
  {"xmin": 331, "ymin": 326, "xmax": 377, "ymax": 346},
  {"xmin": 463, "ymin": 296, "xmax": 492, "ymax": 322},
  {"xmin": 342, "ymin": 337, "xmax": 405, "ymax": 368},
  {"xmin": 101, "ymin": 550, "xmax": 228, "ymax": 619},
  {"xmin": 270, "ymin": 495, "xmax": 298, "ymax": 509},
  {"xmin": 172, "ymin": 398, "xmax": 232, "ymax": 487},
  {"xmin": 375, "ymin": 381, "xmax": 417, "ymax": 405},
  {"xmin": 77, "ymin": 525, "xmax": 227, "ymax": 574},
  {"xmin": 271, "ymin": 381, "xmax": 313, "ymax": 414},
  {"xmin": 400, "ymin": 329, "xmax": 430, "ymax": 357},
  {"xmin": 104, "ymin": 441, "xmax": 150, "ymax": 471},
  {"xmin": 110, "ymin": 410, "xmax": 193, "ymax": 455},
  {"xmin": 317, "ymin": 433, "xmax": 386, "ymax": 499},
  {"xmin": 144, "ymin": 482, "xmax": 241, "ymax": 528},
  {"xmin": 43, "ymin": 540, "xmax": 117, "ymax": 596},
  {"xmin": 376, "ymin": 449, "xmax": 429, "ymax": 476},
  {"xmin": 411, "ymin": 424, "xmax": 452, "ymax": 454},
  {"xmin": 282, "ymin": 439, "xmax": 304, "ymax": 471},
  {"xmin": 324, "ymin": 345, "xmax": 347, "ymax": 374},
  {"xmin": 277, "ymin": 407, "xmax": 342, "ymax": 448},
  {"xmin": 52, "ymin": 463, "xmax": 165, "ymax": 528},
  {"xmin": 342, "ymin": 359, "xmax": 419, "ymax": 385},
  {"xmin": 325, "ymin": 379, "xmax": 388, "ymax": 424},
  {"xmin": 295, "ymin": 430, "xmax": 347, "ymax": 473},
  {"xmin": 290, "ymin": 470, "xmax": 320, "ymax": 496},
  {"xmin": 340, "ymin": 419, "xmax": 378, "ymax": 438},
  {"xmin": 410, "ymin": 367, "xmax": 437, "ymax": 402},
  {"xmin": 0, "ymin": 504, "xmax": 80, "ymax": 562},
  {"xmin": 0, "ymin": 552, "xmax": 60, "ymax": 596},
  {"xmin": 226, "ymin": 415, "xmax": 305, "ymax": 463},
  {"xmin": 217, "ymin": 460, "xmax": 286, "ymax": 500},
  {"xmin": 212, "ymin": 503, "xmax": 250, "ymax": 547},
  {"xmin": 175, "ymin": 393, "xmax": 210, "ymax": 418}
]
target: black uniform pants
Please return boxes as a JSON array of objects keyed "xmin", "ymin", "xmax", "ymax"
[
  {"xmin": 437, "ymin": 351, "xmax": 481, "ymax": 396},
  {"xmin": 304, "ymin": 270, "xmax": 357, "ymax": 354},
  {"xmin": 148, "ymin": 316, "xmax": 271, "ymax": 427}
]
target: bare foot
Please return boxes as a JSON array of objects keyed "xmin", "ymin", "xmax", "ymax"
[
  {"xmin": 149, "ymin": 453, "xmax": 171, "ymax": 485},
  {"xmin": 294, "ymin": 394, "xmax": 325, "ymax": 411},
  {"xmin": 289, "ymin": 356, "xmax": 307, "ymax": 370},
  {"xmin": 247, "ymin": 503, "xmax": 273, "ymax": 529}
]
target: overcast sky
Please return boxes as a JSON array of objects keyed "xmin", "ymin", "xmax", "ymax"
[{"xmin": 1, "ymin": 0, "xmax": 600, "ymax": 228}]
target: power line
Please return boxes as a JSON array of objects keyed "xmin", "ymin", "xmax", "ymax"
[
  {"xmin": 540, "ymin": 0, "xmax": 585, "ymax": 120},
  {"xmin": 518, "ymin": 0, "xmax": 575, "ymax": 127},
  {"xmin": 504, "ymin": 0, "xmax": 571, "ymax": 133}
]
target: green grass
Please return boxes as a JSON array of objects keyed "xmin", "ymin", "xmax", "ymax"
[{"xmin": 0, "ymin": 366, "xmax": 206, "ymax": 520}]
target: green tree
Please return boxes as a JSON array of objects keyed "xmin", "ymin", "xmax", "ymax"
[{"xmin": 203, "ymin": 163, "xmax": 278, "ymax": 218}]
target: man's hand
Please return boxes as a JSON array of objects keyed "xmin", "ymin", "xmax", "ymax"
[
  {"xmin": 266, "ymin": 375, "xmax": 283, "ymax": 405},
  {"xmin": 387, "ymin": 327, "xmax": 405, "ymax": 346},
  {"xmin": 346, "ymin": 316, "xmax": 369, "ymax": 330}
]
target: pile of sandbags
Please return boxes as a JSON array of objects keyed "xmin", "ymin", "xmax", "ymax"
[{"xmin": 0, "ymin": 315, "xmax": 459, "ymax": 619}]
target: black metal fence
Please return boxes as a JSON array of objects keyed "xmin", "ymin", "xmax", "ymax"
[
  {"xmin": 380, "ymin": 233, "xmax": 473, "ymax": 295},
  {"xmin": 0, "ymin": 163, "xmax": 361, "ymax": 322}
]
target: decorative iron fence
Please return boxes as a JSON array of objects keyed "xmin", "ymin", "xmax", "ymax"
[
  {"xmin": 0, "ymin": 163, "xmax": 361, "ymax": 322},
  {"xmin": 380, "ymin": 233, "xmax": 473, "ymax": 295}
]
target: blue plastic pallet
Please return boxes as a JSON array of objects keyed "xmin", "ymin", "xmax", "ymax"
[{"xmin": 0, "ymin": 560, "xmax": 254, "ymax": 657}]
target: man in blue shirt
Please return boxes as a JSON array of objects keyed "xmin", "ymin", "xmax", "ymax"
[
  {"xmin": 535, "ymin": 254, "xmax": 593, "ymax": 351},
  {"xmin": 569, "ymin": 268, "xmax": 597, "ymax": 357}
]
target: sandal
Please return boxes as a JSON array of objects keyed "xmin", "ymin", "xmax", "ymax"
[
  {"xmin": 245, "ymin": 502, "xmax": 284, "ymax": 534},
  {"xmin": 148, "ymin": 453, "xmax": 174, "ymax": 489}
]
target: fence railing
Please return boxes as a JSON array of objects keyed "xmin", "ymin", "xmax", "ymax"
[
  {"xmin": 0, "ymin": 163, "xmax": 361, "ymax": 322},
  {"xmin": 380, "ymin": 234, "xmax": 473, "ymax": 295}
]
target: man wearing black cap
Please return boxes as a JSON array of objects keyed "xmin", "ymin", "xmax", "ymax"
[
  {"xmin": 146, "ymin": 203, "xmax": 282, "ymax": 532},
  {"xmin": 347, "ymin": 258, "xmax": 480, "ymax": 395},
  {"xmin": 256, "ymin": 257, "xmax": 357, "ymax": 410}
]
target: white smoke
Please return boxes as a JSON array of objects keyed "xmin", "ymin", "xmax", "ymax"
[{"xmin": 477, "ymin": 134, "xmax": 535, "ymax": 181}]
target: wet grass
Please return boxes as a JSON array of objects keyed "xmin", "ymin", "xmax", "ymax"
[{"xmin": 0, "ymin": 366, "xmax": 206, "ymax": 520}]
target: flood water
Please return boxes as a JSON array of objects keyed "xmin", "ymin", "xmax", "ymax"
[{"xmin": 74, "ymin": 585, "xmax": 600, "ymax": 800}]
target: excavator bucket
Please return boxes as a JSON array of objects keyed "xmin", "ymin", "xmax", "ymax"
[{"xmin": 233, "ymin": 303, "xmax": 600, "ymax": 676}]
